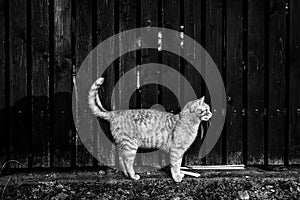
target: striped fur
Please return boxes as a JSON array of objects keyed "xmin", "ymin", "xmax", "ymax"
[{"xmin": 89, "ymin": 77, "xmax": 212, "ymax": 182}]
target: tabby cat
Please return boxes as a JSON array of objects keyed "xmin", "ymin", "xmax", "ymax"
[{"xmin": 88, "ymin": 77, "xmax": 212, "ymax": 182}]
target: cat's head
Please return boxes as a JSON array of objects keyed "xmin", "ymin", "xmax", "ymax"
[{"xmin": 183, "ymin": 97, "xmax": 212, "ymax": 121}]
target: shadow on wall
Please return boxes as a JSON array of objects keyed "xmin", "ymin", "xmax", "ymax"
[{"xmin": 0, "ymin": 92, "xmax": 74, "ymax": 161}]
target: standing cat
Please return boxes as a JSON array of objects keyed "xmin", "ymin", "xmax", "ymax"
[{"xmin": 88, "ymin": 77, "xmax": 212, "ymax": 182}]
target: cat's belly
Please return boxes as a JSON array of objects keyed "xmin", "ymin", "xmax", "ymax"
[{"xmin": 138, "ymin": 130, "xmax": 172, "ymax": 151}]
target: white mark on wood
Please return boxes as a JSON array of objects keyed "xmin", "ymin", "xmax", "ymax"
[
  {"xmin": 136, "ymin": 37, "xmax": 141, "ymax": 48},
  {"xmin": 180, "ymin": 31, "xmax": 184, "ymax": 49},
  {"xmin": 279, "ymin": 37, "xmax": 284, "ymax": 64},
  {"xmin": 137, "ymin": 70, "xmax": 140, "ymax": 89},
  {"xmin": 158, "ymin": 31, "xmax": 162, "ymax": 51}
]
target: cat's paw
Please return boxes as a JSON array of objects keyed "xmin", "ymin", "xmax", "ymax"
[
  {"xmin": 180, "ymin": 172, "xmax": 185, "ymax": 178},
  {"xmin": 131, "ymin": 174, "xmax": 140, "ymax": 180},
  {"xmin": 173, "ymin": 173, "xmax": 184, "ymax": 183}
]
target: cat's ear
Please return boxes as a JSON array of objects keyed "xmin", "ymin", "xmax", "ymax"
[{"xmin": 199, "ymin": 96, "xmax": 205, "ymax": 105}]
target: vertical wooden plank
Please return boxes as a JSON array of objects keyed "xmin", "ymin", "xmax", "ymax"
[
  {"xmin": 118, "ymin": 0, "xmax": 137, "ymax": 108},
  {"xmin": 97, "ymin": 0, "xmax": 115, "ymax": 166},
  {"xmin": 9, "ymin": 0, "xmax": 28, "ymax": 168},
  {"xmin": 205, "ymin": 0, "xmax": 223, "ymax": 165},
  {"xmin": 0, "ymin": 0, "xmax": 5, "ymax": 166},
  {"xmin": 48, "ymin": 0, "xmax": 54, "ymax": 168},
  {"xmin": 141, "ymin": 0, "xmax": 158, "ymax": 65},
  {"xmin": 162, "ymin": 0, "xmax": 180, "ymax": 111},
  {"xmin": 289, "ymin": 0, "xmax": 300, "ymax": 164},
  {"xmin": 247, "ymin": 0, "xmax": 265, "ymax": 164},
  {"xmin": 31, "ymin": 0, "xmax": 50, "ymax": 167},
  {"xmin": 183, "ymin": 0, "xmax": 203, "ymax": 165},
  {"xmin": 74, "ymin": 0, "xmax": 94, "ymax": 167},
  {"xmin": 268, "ymin": 0, "xmax": 286, "ymax": 164},
  {"xmin": 26, "ymin": 0, "xmax": 33, "ymax": 169},
  {"xmin": 117, "ymin": 0, "xmax": 137, "ymax": 105},
  {"xmin": 117, "ymin": 0, "xmax": 138, "ymax": 167},
  {"xmin": 53, "ymin": 0, "xmax": 72, "ymax": 167},
  {"xmin": 226, "ymin": 0, "xmax": 244, "ymax": 164},
  {"xmin": 140, "ymin": 0, "xmax": 160, "ymax": 168},
  {"xmin": 161, "ymin": 0, "xmax": 180, "ymax": 167}
]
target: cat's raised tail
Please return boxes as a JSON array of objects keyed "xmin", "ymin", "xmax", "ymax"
[{"xmin": 88, "ymin": 77, "xmax": 111, "ymax": 120}]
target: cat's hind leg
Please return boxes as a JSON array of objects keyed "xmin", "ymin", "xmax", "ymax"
[
  {"xmin": 170, "ymin": 149, "xmax": 185, "ymax": 182},
  {"xmin": 118, "ymin": 156, "xmax": 128, "ymax": 177},
  {"xmin": 119, "ymin": 148, "xmax": 140, "ymax": 180}
]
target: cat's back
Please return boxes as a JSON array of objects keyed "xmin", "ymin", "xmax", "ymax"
[{"xmin": 111, "ymin": 108, "xmax": 171, "ymax": 122}]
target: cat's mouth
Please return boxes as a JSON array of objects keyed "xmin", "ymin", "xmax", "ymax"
[{"xmin": 198, "ymin": 109, "xmax": 212, "ymax": 121}]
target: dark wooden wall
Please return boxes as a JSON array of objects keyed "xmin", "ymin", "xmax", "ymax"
[{"xmin": 0, "ymin": 0, "xmax": 299, "ymax": 169}]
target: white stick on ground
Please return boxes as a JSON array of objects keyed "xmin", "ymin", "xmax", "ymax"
[
  {"xmin": 180, "ymin": 170, "xmax": 201, "ymax": 177},
  {"xmin": 180, "ymin": 167, "xmax": 189, "ymax": 170}
]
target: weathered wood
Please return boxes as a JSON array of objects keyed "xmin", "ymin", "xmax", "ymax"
[
  {"xmin": 140, "ymin": 0, "xmax": 161, "ymax": 168},
  {"xmin": 31, "ymin": 0, "xmax": 50, "ymax": 168},
  {"xmin": 247, "ymin": 0, "xmax": 265, "ymax": 164},
  {"xmin": 161, "ymin": 0, "xmax": 181, "ymax": 167},
  {"xmin": 161, "ymin": 0, "xmax": 181, "ymax": 111},
  {"xmin": 140, "ymin": 1, "xmax": 159, "ymax": 104},
  {"xmin": 268, "ymin": 0, "xmax": 286, "ymax": 164},
  {"xmin": 205, "ymin": 0, "xmax": 223, "ymax": 165},
  {"xmin": 0, "ymin": 0, "xmax": 5, "ymax": 167},
  {"xmin": 2, "ymin": 0, "xmax": 300, "ymax": 168},
  {"xmin": 96, "ymin": 0, "xmax": 115, "ymax": 166},
  {"xmin": 53, "ymin": 0, "xmax": 73, "ymax": 167},
  {"xmin": 9, "ymin": 0, "xmax": 28, "ymax": 168},
  {"xmin": 183, "ymin": 0, "xmax": 204, "ymax": 165},
  {"xmin": 74, "ymin": 0, "xmax": 94, "ymax": 167},
  {"xmin": 118, "ymin": 0, "xmax": 138, "ymax": 166},
  {"xmin": 226, "ymin": 0, "xmax": 243, "ymax": 164},
  {"xmin": 118, "ymin": 0, "xmax": 137, "ymax": 107},
  {"xmin": 289, "ymin": 0, "xmax": 300, "ymax": 164}
]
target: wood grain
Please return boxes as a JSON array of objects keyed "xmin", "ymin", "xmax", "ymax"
[
  {"xmin": 9, "ymin": 0, "xmax": 28, "ymax": 168},
  {"xmin": 226, "ymin": 0, "xmax": 244, "ymax": 164},
  {"xmin": 140, "ymin": 0, "xmax": 161, "ymax": 168},
  {"xmin": 118, "ymin": 0, "xmax": 138, "ymax": 166},
  {"xmin": 247, "ymin": 0, "xmax": 265, "ymax": 164},
  {"xmin": 268, "ymin": 0, "xmax": 286, "ymax": 164},
  {"xmin": 205, "ymin": 0, "xmax": 223, "ymax": 165},
  {"xmin": 31, "ymin": 0, "xmax": 50, "ymax": 167},
  {"xmin": 74, "ymin": 0, "xmax": 94, "ymax": 167},
  {"xmin": 183, "ymin": 0, "xmax": 204, "ymax": 165},
  {"xmin": 161, "ymin": 0, "xmax": 181, "ymax": 167},
  {"xmin": 53, "ymin": 0, "xmax": 73, "ymax": 167},
  {"xmin": 0, "ymin": 0, "xmax": 5, "ymax": 166},
  {"xmin": 96, "ymin": 0, "xmax": 115, "ymax": 166},
  {"xmin": 289, "ymin": 0, "xmax": 300, "ymax": 164}
]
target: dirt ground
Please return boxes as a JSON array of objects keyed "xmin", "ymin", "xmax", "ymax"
[{"xmin": 1, "ymin": 166, "xmax": 300, "ymax": 199}]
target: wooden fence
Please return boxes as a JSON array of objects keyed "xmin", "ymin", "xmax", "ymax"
[{"xmin": 0, "ymin": 0, "xmax": 299, "ymax": 169}]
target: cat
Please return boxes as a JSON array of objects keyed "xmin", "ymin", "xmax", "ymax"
[{"xmin": 88, "ymin": 77, "xmax": 212, "ymax": 182}]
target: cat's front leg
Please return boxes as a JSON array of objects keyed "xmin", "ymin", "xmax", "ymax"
[{"xmin": 170, "ymin": 150, "xmax": 185, "ymax": 182}]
